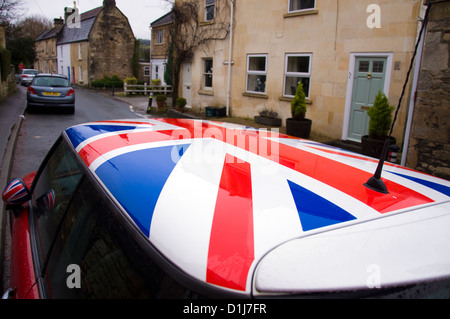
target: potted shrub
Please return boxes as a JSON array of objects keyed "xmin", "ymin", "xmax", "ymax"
[
  {"xmin": 286, "ymin": 82, "xmax": 312, "ymax": 138},
  {"xmin": 361, "ymin": 91, "xmax": 396, "ymax": 158},
  {"xmin": 156, "ymin": 94, "xmax": 167, "ymax": 108},
  {"xmin": 175, "ymin": 97, "xmax": 187, "ymax": 111},
  {"xmin": 254, "ymin": 109, "xmax": 282, "ymax": 127}
]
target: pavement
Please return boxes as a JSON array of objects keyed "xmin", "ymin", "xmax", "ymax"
[
  {"xmin": 0, "ymin": 86, "xmax": 27, "ymax": 293},
  {"xmin": 95, "ymin": 89, "xmax": 173, "ymax": 114}
]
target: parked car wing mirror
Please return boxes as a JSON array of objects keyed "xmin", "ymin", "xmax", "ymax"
[{"xmin": 2, "ymin": 178, "xmax": 31, "ymax": 207}]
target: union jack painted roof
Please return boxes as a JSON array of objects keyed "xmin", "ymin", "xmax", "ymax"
[{"xmin": 64, "ymin": 118, "xmax": 450, "ymax": 296}]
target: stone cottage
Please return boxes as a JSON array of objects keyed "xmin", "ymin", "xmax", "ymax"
[
  {"xmin": 34, "ymin": 18, "xmax": 64, "ymax": 74},
  {"xmin": 37, "ymin": 0, "xmax": 135, "ymax": 85},
  {"xmin": 173, "ymin": 0, "xmax": 428, "ymax": 152}
]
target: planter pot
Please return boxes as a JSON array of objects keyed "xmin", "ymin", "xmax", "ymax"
[
  {"xmin": 254, "ymin": 116, "xmax": 282, "ymax": 127},
  {"xmin": 205, "ymin": 106, "xmax": 227, "ymax": 117},
  {"xmin": 205, "ymin": 106, "xmax": 215, "ymax": 117},
  {"xmin": 361, "ymin": 135, "xmax": 397, "ymax": 159},
  {"xmin": 156, "ymin": 100, "xmax": 166, "ymax": 108},
  {"xmin": 214, "ymin": 106, "xmax": 226, "ymax": 117},
  {"xmin": 286, "ymin": 118, "xmax": 312, "ymax": 138}
]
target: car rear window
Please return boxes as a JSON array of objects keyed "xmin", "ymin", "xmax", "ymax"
[
  {"xmin": 33, "ymin": 77, "xmax": 70, "ymax": 87},
  {"xmin": 43, "ymin": 177, "xmax": 199, "ymax": 298},
  {"xmin": 32, "ymin": 140, "xmax": 83, "ymax": 266},
  {"xmin": 24, "ymin": 70, "xmax": 38, "ymax": 75}
]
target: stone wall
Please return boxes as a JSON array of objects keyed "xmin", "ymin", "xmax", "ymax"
[
  {"xmin": 406, "ymin": 0, "xmax": 450, "ymax": 180},
  {"xmin": 88, "ymin": 3, "xmax": 135, "ymax": 83}
]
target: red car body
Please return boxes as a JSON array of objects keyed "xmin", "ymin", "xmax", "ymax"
[{"xmin": 8, "ymin": 172, "xmax": 38, "ymax": 299}]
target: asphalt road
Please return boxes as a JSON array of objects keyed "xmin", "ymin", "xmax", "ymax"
[{"xmin": 10, "ymin": 86, "xmax": 146, "ymax": 179}]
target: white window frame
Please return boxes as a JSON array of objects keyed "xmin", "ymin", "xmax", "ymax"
[
  {"xmin": 144, "ymin": 66, "xmax": 150, "ymax": 77},
  {"xmin": 156, "ymin": 30, "xmax": 163, "ymax": 44},
  {"xmin": 202, "ymin": 58, "xmax": 213, "ymax": 90},
  {"xmin": 79, "ymin": 66, "xmax": 83, "ymax": 81},
  {"xmin": 288, "ymin": 0, "xmax": 316, "ymax": 13},
  {"xmin": 246, "ymin": 54, "xmax": 268, "ymax": 95},
  {"xmin": 283, "ymin": 53, "xmax": 312, "ymax": 98},
  {"xmin": 205, "ymin": 0, "xmax": 215, "ymax": 21},
  {"xmin": 78, "ymin": 43, "xmax": 82, "ymax": 60}
]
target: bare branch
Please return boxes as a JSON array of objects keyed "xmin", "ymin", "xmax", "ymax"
[
  {"xmin": 0, "ymin": 0, "xmax": 23, "ymax": 24},
  {"xmin": 165, "ymin": 0, "xmax": 234, "ymax": 102}
]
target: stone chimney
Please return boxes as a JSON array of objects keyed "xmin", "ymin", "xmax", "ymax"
[
  {"xmin": 64, "ymin": 7, "xmax": 76, "ymax": 24},
  {"xmin": 54, "ymin": 18, "xmax": 64, "ymax": 28},
  {"xmin": 64, "ymin": 1, "xmax": 77, "ymax": 24},
  {"xmin": 103, "ymin": 0, "xmax": 116, "ymax": 8}
]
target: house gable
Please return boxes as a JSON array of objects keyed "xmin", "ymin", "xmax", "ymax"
[{"xmin": 87, "ymin": 4, "xmax": 135, "ymax": 82}]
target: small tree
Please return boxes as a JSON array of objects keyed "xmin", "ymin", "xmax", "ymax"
[
  {"xmin": 291, "ymin": 82, "xmax": 307, "ymax": 120},
  {"xmin": 367, "ymin": 91, "xmax": 394, "ymax": 139}
]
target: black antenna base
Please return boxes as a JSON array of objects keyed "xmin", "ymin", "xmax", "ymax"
[
  {"xmin": 364, "ymin": 176, "xmax": 388, "ymax": 194},
  {"xmin": 364, "ymin": 138, "xmax": 391, "ymax": 194}
]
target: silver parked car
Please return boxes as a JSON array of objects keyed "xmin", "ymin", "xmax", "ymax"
[
  {"xmin": 19, "ymin": 69, "xmax": 39, "ymax": 86},
  {"xmin": 26, "ymin": 74, "xmax": 75, "ymax": 114}
]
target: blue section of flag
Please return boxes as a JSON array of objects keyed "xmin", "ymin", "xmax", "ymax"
[
  {"xmin": 66, "ymin": 125, "xmax": 141, "ymax": 149},
  {"xmin": 95, "ymin": 144, "xmax": 190, "ymax": 236},
  {"xmin": 388, "ymin": 171, "xmax": 450, "ymax": 197},
  {"xmin": 287, "ymin": 180, "xmax": 356, "ymax": 231}
]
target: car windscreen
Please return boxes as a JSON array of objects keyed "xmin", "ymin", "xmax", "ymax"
[
  {"xmin": 33, "ymin": 77, "xmax": 70, "ymax": 87},
  {"xmin": 24, "ymin": 70, "xmax": 39, "ymax": 75}
]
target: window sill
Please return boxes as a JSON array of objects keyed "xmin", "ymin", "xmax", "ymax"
[
  {"xmin": 284, "ymin": 9, "xmax": 318, "ymax": 18},
  {"xmin": 200, "ymin": 20, "xmax": 215, "ymax": 26},
  {"xmin": 243, "ymin": 92, "xmax": 268, "ymax": 99},
  {"xmin": 199, "ymin": 89, "xmax": 214, "ymax": 96},
  {"xmin": 279, "ymin": 96, "xmax": 313, "ymax": 104}
]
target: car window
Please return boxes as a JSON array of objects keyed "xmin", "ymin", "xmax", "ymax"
[
  {"xmin": 34, "ymin": 77, "xmax": 69, "ymax": 87},
  {"xmin": 32, "ymin": 139, "xmax": 83, "ymax": 267},
  {"xmin": 43, "ymin": 177, "xmax": 200, "ymax": 299}
]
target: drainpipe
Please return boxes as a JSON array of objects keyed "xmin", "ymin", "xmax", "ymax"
[
  {"xmin": 149, "ymin": 25, "xmax": 153, "ymax": 82},
  {"xmin": 401, "ymin": 3, "xmax": 427, "ymax": 167},
  {"xmin": 226, "ymin": 0, "xmax": 234, "ymax": 117}
]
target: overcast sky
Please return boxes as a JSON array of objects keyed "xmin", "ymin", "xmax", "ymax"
[{"xmin": 20, "ymin": 0, "xmax": 172, "ymax": 39}]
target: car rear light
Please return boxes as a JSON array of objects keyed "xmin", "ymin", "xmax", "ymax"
[
  {"xmin": 27, "ymin": 86, "xmax": 37, "ymax": 94},
  {"xmin": 67, "ymin": 88, "xmax": 75, "ymax": 97}
]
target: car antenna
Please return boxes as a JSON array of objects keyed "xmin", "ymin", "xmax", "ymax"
[{"xmin": 364, "ymin": 4, "xmax": 431, "ymax": 194}]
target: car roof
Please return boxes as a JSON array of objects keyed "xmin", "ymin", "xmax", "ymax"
[{"xmin": 64, "ymin": 118, "xmax": 450, "ymax": 296}]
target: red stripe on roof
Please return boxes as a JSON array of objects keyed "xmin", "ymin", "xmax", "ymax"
[
  {"xmin": 207, "ymin": 154, "xmax": 254, "ymax": 291},
  {"xmin": 78, "ymin": 130, "xmax": 180, "ymax": 167}
]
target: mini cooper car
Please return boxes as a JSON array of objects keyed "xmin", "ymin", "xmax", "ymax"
[
  {"xmin": 26, "ymin": 74, "xmax": 75, "ymax": 114},
  {"xmin": 2, "ymin": 118, "xmax": 450, "ymax": 299}
]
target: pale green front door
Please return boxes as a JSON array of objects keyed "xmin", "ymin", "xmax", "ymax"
[{"xmin": 348, "ymin": 57, "xmax": 388, "ymax": 142}]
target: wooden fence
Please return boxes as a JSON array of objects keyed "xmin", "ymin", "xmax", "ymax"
[{"xmin": 123, "ymin": 83, "xmax": 172, "ymax": 96}]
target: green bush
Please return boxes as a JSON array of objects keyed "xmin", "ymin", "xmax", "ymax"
[
  {"xmin": 176, "ymin": 97, "xmax": 187, "ymax": 108},
  {"xmin": 91, "ymin": 75, "xmax": 123, "ymax": 88},
  {"xmin": 259, "ymin": 108, "xmax": 278, "ymax": 119},
  {"xmin": 367, "ymin": 91, "xmax": 395, "ymax": 139},
  {"xmin": 291, "ymin": 82, "xmax": 307, "ymax": 120},
  {"xmin": 156, "ymin": 94, "xmax": 167, "ymax": 102},
  {"xmin": 151, "ymin": 79, "xmax": 161, "ymax": 86},
  {"xmin": 124, "ymin": 77, "xmax": 138, "ymax": 85}
]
